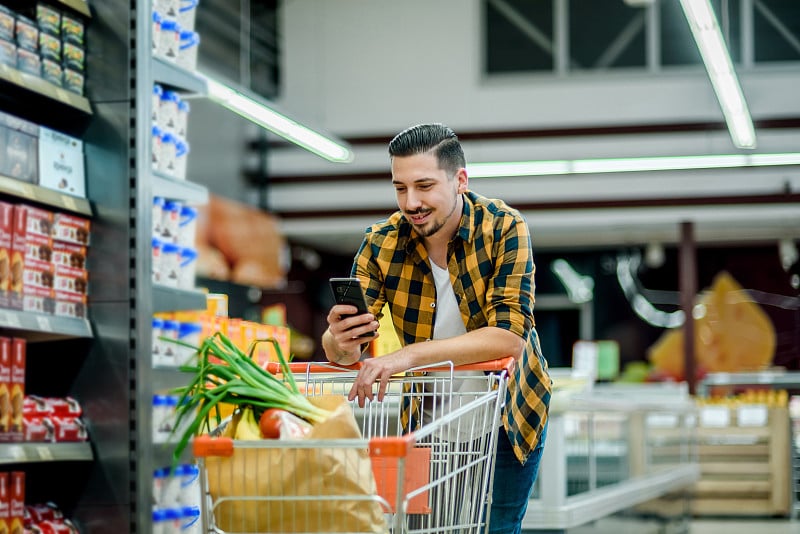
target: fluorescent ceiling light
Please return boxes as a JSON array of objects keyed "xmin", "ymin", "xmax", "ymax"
[
  {"xmin": 202, "ymin": 76, "xmax": 354, "ymax": 163},
  {"xmin": 680, "ymin": 0, "xmax": 756, "ymax": 149},
  {"xmin": 467, "ymin": 152, "xmax": 800, "ymax": 178}
]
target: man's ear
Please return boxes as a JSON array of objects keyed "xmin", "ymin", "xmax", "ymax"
[{"xmin": 456, "ymin": 167, "xmax": 468, "ymax": 193}]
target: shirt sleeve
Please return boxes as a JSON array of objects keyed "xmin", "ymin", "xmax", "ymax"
[
  {"xmin": 350, "ymin": 231, "xmax": 387, "ymax": 319},
  {"xmin": 485, "ymin": 215, "xmax": 535, "ymax": 339}
]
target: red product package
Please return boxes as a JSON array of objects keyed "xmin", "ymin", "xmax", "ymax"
[
  {"xmin": 51, "ymin": 416, "xmax": 87, "ymax": 442},
  {"xmin": 23, "ymin": 396, "xmax": 53, "ymax": 418},
  {"xmin": 23, "ymin": 416, "xmax": 54, "ymax": 442},
  {"xmin": 50, "ymin": 214, "xmax": 89, "ymax": 246},
  {"xmin": 25, "ymin": 502, "xmax": 63, "ymax": 524}
]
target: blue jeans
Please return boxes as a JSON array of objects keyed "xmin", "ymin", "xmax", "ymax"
[{"xmin": 488, "ymin": 423, "xmax": 548, "ymax": 534}]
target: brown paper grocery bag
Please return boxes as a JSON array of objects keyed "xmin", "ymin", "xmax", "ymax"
[{"xmin": 206, "ymin": 396, "xmax": 388, "ymax": 533}]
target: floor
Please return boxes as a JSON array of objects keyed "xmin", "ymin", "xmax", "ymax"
[{"xmin": 549, "ymin": 517, "xmax": 800, "ymax": 533}]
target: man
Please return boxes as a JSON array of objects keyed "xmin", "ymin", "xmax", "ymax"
[{"xmin": 322, "ymin": 123, "xmax": 551, "ymax": 534}]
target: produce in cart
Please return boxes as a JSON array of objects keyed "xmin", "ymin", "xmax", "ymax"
[{"xmin": 167, "ymin": 332, "xmax": 331, "ymax": 462}]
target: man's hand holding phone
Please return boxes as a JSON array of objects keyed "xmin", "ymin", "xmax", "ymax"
[{"xmin": 327, "ymin": 278, "xmax": 379, "ymax": 349}]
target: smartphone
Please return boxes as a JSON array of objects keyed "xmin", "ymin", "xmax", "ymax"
[{"xmin": 329, "ymin": 277, "xmax": 375, "ymax": 338}]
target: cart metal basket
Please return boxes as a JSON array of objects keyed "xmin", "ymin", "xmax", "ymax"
[{"xmin": 192, "ymin": 357, "xmax": 513, "ymax": 534}]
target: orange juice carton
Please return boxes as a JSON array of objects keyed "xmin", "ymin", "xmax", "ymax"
[
  {"xmin": 10, "ymin": 338, "xmax": 25, "ymax": 441},
  {"xmin": 0, "ymin": 202, "xmax": 13, "ymax": 308},
  {"xmin": 51, "ymin": 212, "xmax": 90, "ymax": 246},
  {"xmin": 0, "ymin": 337, "xmax": 10, "ymax": 441},
  {"xmin": 9, "ymin": 471, "xmax": 23, "ymax": 534}
]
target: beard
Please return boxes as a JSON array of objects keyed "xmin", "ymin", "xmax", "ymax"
[{"xmin": 406, "ymin": 195, "xmax": 460, "ymax": 238}]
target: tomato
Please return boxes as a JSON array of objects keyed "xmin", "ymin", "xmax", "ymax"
[{"xmin": 259, "ymin": 408, "xmax": 286, "ymax": 439}]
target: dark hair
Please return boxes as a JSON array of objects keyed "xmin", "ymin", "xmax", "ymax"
[{"xmin": 388, "ymin": 123, "xmax": 466, "ymax": 177}]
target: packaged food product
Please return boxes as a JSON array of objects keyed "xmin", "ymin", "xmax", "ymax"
[
  {"xmin": 14, "ymin": 16, "xmax": 38, "ymax": 52},
  {"xmin": 38, "ymin": 31, "xmax": 61, "ymax": 61},
  {"xmin": 41, "ymin": 57, "xmax": 63, "ymax": 86},
  {"xmin": 36, "ymin": 3, "xmax": 61, "ymax": 37},
  {"xmin": 0, "ymin": 6, "xmax": 15, "ymax": 41},
  {"xmin": 61, "ymin": 13, "xmax": 83, "ymax": 45},
  {"xmin": 62, "ymin": 42, "xmax": 83, "ymax": 71},
  {"xmin": 62, "ymin": 68, "xmax": 83, "ymax": 95},
  {"xmin": 51, "ymin": 213, "xmax": 90, "ymax": 245},
  {"xmin": 0, "ymin": 38, "xmax": 16, "ymax": 68},
  {"xmin": 16, "ymin": 47, "xmax": 40, "ymax": 77}
]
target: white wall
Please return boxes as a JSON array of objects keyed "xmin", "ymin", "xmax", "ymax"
[{"xmin": 265, "ymin": 0, "xmax": 800, "ymax": 251}]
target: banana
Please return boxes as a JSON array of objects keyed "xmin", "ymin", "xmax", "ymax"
[
  {"xmin": 234, "ymin": 406, "xmax": 263, "ymax": 440},
  {"xmin": 222, "ymin": 409, "xmax": 242, "ymax": 438}
]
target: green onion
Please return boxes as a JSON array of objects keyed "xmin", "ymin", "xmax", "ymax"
[{"xmin": 165, "ymin": 332, "xmax": 332, "ymax": 464}]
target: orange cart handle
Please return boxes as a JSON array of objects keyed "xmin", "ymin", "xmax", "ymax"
[
  {"xmin": 368, "ymin": 434, "xmax": 417, "ymax": 458},
  {"xmin": 267, "ymin": 356, "xmax": 515, "ymax": 375},
  {"xmin": 193, "ymin": 435, "xmax": 234, "ymax": 458}
]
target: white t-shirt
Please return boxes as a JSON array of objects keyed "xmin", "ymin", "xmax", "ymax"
[{"xmin": 422, "ymin": 261, "xmax": 492, "ymax": 441}]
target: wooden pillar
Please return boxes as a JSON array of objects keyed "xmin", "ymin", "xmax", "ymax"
[{"xmin": 679, "ymin": 221, "xmax": 697, "ymax": 395}]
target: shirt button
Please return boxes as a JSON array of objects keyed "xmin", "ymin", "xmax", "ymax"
[{"xmin": 430, "ymin": 302, "xmax": 436, "ymax": 308}]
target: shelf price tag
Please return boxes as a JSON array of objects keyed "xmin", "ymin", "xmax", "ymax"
[
  {"xmin": 0, "ymin": 311, "xmax": 21, "ymax": 328},
  {"xmin": 8, "ymin": 445, "xmax": 26, "ymax": 461},
  {"xmin": 36, "ymin": 446, "xmax": 54, "ymax": 461},
  {"xmin": 737, "ymin": 404, "xmax": 768, "ymax": 427},
  {"xmin": 55, "ymin": 88, "xmax": 71, "ymax": 104},
  {"xmin": 61, "ymin": 195, "xmax": 77, "ymax": 211},
  {"xmin": 699, "ymin": 405, "xmax": 730, "ymax": 427},
  {"xmin": 36, "ymin": 315, "xmax": 52, "ymax": 332}
]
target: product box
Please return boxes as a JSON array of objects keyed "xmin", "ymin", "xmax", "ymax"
[
  {"xmin": 36, "ymin": 2, "xmax": 61, "ymax": 37},
  {"xmin": 53, "ymin": 265, "xmax": 87, "ymax": 295},
  {"xmin": 19, "ymin": 204, "xmax": 53, "ymax": 238},
  {"xmin": 51, "ymin": 241, "xmax": 86, "ymax": 270},
  {"xmin": 0, "ymin": 472, "xmax": 9, "ymax": 534},
  {"xmin": 51, "ymin": 213, "xmax": 89, "ymax": 245},
  {"xmin": 0, "ymin": 6, "xmax": 15, "ymax": 42},
  {"xmin": 9, "ymin": 471, "xmax": 23, "ymax": 534},
  {"xmin": 9, "ymin": 205, "xmax": 26, "ymax": 310},
  {"xmin": 14, "ymin": 15, "xmax": 38, "ymax": 53},
  {"xmin": 24, "ymin": 232, "xmax": 53, "ymax": 264},
  {"xmin": 0, "ymin": 337, "xmax": 10, "ymax": 441},
  {"xmin": 0, "ymin": 202, "xmax": 13, "ymax": 308},
  {"xmin": 0, "ymin": 38, "xmax": 16, "ymax": 68},
  {"xmin": 22, "ymin": 260, "xmax": 54, "ymax": 292},
  {"xmin": 10, "ymin": 338, "xmax": 25, "ymax": 441},
  {"xmin": 22, "ymin": 285, "xmax": 54, "ymax": 314},
  {"xmin": 37, "ymin": 127, "xmax": 85, "ymax": 198},
  {"xmin": 0, "ymin": 112, "xmax": 39, "ymax": 183}
]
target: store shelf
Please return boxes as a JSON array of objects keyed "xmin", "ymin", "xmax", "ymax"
[
  {"xmin": 56, "ymin": 0, "xmax": 91, "ymax": 17},
  {"xmin": 0, "ymin": 174, "xmax": 92, "ymax": 215},
  {"xmin": 0, "ymin": 309, "xmax": 92, "ymax": 341},
  {"xmin": 152, "ymin": 172, "xmax": 209, "ymax": 205},
  {"xmin": 0, "ymin": 64, "xmax": 91, "ymax": 115},
  {"xmin": 153, "ymin": 58, "xmax": 208, "ymax": 95},
  {"xmin": 698, "ymin": 371, "xmax": 800, "ymax": 396},
  {"xmin": 0, "ymin": 442, "xmax": 93, "ymax": 464},
  {"xmin": 152, "ymin": 285, "xmax": 207, "ymax": 313}
]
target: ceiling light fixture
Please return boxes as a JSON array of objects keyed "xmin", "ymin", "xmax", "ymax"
[
  {"xmin": 202, "ymin": 76, "xmax": 354, "ymax": 163},
  {"xmin": 679, "ymin": 0, "xmax": 756, "ymax": 149},
  {"xmin": 467, "ymin": 152, "xmax": 800, "ymax": 178}
]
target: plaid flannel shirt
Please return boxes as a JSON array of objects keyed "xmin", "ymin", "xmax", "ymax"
[{"xmin": 351, "ymin": 190, "xmax": 551, "ymax": 465}]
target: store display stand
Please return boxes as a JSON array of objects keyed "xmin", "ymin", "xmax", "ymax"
[{"xmin": 522, "ymin": 383, "xmax": 700, "ymax": 533}]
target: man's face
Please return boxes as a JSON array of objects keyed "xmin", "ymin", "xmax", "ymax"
[{"xmin": 391, "ymin": 152, "xmax": 466, "ymax": 239}]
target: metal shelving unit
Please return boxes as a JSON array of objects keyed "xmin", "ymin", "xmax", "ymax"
[{"xmin": 0, "ymin": 0, "xmax": 96, "ymax": 521}]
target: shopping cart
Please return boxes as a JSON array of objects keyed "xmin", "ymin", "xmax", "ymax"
[{"xmin": 192, "ymin": 357, "xmax": 513, "ymax": 534}]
